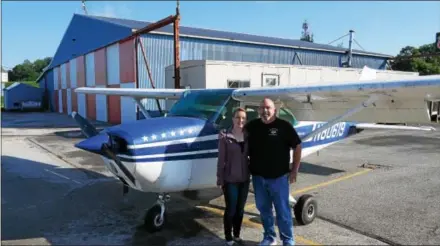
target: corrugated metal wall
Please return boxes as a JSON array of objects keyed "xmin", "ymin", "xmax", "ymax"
[
  {"xmin": 49, "ymin": 36, "xmax": 137, "ymax": 124},
  {"xmin": 39, "ymin": 69, "xmax": 55, "ymax": 111},
  {"xmin": 4, "ymin": 84, "xmax": 44, "ymax": 110},
  {"xmin": 137, "ymin": 33, "xmax": 387, "ymax": 110}
]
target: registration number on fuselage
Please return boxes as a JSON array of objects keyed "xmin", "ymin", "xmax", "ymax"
[{"xmin": 310, "ymin": 122, "xmax": 347, "ymax": 142}]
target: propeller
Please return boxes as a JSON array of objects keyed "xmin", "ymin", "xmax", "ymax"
[
  {"xmin": 70, "ymin": 111, "xmax": 136, "ymax": 186},
  {"xmin": 100, "ymin": 135, "xmax": 136, "ymax": 186}
]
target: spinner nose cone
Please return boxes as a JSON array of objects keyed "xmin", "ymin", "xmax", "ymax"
[{"xmin": 75, "ymin": 133, "xmax": 109, "ymax": 154}]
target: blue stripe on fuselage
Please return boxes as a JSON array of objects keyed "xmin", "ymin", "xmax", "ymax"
[
  {"xmin": 119, "ymin": 121, "xmax": 356, "ymax": 163},
  {"xmin": 130, "ymin": 138, "xmax": 218, "ymax": 156},
  {"xmin": 119, "ymin": 152, "xmax": 219, "ymax": 163}
]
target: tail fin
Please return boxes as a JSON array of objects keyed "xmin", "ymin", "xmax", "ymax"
[{"xmin": 71, "ymin": 111, "xmax": 99, "ymax": 138}]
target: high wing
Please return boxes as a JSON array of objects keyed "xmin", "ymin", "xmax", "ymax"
[
  {"xmin": 75, "ymin": 87, "xmax": 185, "ymax": 100},
  {"xmin": 75, "ymin": 87, "xmax": 186, "ymax": 118},
  {"xmin": 232, "ymin": 75, "xmax": 440, "ymax": 124}
]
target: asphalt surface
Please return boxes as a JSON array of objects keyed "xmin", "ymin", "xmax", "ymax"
[{"xmin": 2, "ymin": 112, "xmax": 439, "ymax": 245}]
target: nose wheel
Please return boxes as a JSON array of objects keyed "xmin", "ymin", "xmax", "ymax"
[
  {"xmin": 144, "ymin": 193, "xmax": 170, "ymax": 232},
  {"xmin": 290, "ymin": 194, "xmax": 318, "ymax": 225}
]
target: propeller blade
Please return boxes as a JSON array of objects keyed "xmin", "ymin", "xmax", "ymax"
[
  {"xmin": 100, "ymin": 142, "xmax": 136, "ymax": 185},
  {"xmin": 71, "ymin": 111, "xmax": 99, "ymax": 138}
]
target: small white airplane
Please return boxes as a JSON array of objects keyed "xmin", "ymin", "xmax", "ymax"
[{"xmin": 71, "ymin": 74, "xmax": 440, "ymax": 232}]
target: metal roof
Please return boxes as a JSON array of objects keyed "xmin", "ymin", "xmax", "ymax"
[
  {"xmin": 87, "ymin": 14, "xmax": 392, "ymax": 58},
  {"xmin": 37, "ymin": 13, "xmax": 392, "ymax": 83}
]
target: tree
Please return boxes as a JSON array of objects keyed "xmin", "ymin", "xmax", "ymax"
[
  {"xmin": 8, "ymin": 57, "xmax": 52, "ymax": 82},
  {"xmin": 390, "ymin": 43, "xmax": 440, "ymax": 75}
]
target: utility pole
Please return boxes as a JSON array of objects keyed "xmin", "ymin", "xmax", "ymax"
[
  {"xmin": 173, "ymin": 0, "xmax": 181, "ymax": 89},
  {"xmin": 345, "ymin": 30, "xmax": 354, "ymax": 67}
]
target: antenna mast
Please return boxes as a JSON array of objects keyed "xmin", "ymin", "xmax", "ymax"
[{"xmin": 81, "ymin": 0, "xmax": 88, "ymax": 15}]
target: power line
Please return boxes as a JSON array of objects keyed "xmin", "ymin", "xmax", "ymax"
[
  {"xmin": 327, "ymin": 33, "xmax": 349, "ymax": 45},
  {"xmin": 353, "ymin": 38, "xmax": 365, "ymax": 51}
]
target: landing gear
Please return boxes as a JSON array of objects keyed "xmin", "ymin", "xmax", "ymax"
[
  {"xmin": 119, "ymin": 177, "xmax": 129, "ymax": 204},
  {"xmin": 290, "ymin": 194, "xmax": 317, "ymax": 225},
  {"xmin": 144, "ymin": 193, "xmax": 170, "ymax": 232}
]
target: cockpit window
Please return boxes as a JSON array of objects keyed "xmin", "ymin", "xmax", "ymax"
[
  {"xmin": 167, "ymin": 90, "xmax": 232, "ymax": 121},
  {"xmin": 279, "ymin": 107, "xmax": 298, "ymax": 126},
  {"xmin": 241, "ymin": 105, "xmax": 298, "ymax": 126},
  {"xmin": 244, "ymin": 105, "xmax": 260, "ymax": 121}
]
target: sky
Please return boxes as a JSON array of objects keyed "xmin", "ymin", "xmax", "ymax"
[{"xmin": 2, "ymin": 1, "xmax": 439, "ymax": 70}]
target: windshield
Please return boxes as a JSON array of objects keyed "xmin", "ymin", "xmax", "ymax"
[{"xmin": 167, "ymin": 90, "xmax": 232, "ymax": 120}]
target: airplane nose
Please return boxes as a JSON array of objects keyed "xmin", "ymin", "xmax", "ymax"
[{"xmin": 75, "ymin": 133, "xmax": 110, "ymax": 154}]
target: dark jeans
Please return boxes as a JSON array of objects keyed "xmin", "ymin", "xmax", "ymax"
[{"xmin": 222, "ymin": 181, "xmax": 250, "ymax": 241}]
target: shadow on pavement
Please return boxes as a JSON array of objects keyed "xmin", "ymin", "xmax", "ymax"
[{"xmin": 1, "ymin": 155, "xmax": 225, "ymax": 246}]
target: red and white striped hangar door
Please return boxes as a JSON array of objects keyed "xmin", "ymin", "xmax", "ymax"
[{"xmin": 53, "ymin": 38, "xmax": 137, "ymax": 125}]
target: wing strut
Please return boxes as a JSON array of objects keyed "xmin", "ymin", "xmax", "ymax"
[
  {"xmin": 134, "ymin": 98, "xmax": 151, "ymax": 118},
  {"xmin": 302, "ymin": 94, "xmax": 379, "ymax": 141}
]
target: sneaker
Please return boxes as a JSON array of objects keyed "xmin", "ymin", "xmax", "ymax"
[
  {"xmin": 259, "ymin": 238, "xmax": 277, "ymax": 246},
  {"xmin": 233, "ymin": 237, "xmax": 243, "ymax": 244},
  {"xmin": 225, "ymin": 240, "xmax": 235, "ymax": 246}
]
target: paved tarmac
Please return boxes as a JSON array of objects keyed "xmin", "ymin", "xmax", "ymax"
[{"xmin": 2, "ymin": 112, "xmax": 439, "ymax": 245}]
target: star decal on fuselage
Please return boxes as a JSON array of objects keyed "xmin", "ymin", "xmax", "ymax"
[{"xmin": 141, "ymin": 127, "xmax": 200, "ymax": 142}]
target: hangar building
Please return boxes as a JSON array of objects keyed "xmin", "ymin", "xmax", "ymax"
[{"xmin": 37, "ymin": 13, "xmax": 393, "ymax": 124}]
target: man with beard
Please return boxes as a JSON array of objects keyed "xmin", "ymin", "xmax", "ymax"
[{"xmin": 243, "ymin": 98, "xmax": 302, "ymax": 246}]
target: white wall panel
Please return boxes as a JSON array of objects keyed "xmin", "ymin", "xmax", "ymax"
[
  {"xmin": 95, "ymin": 85, "xmax": 108, "ymax": 122},
  {"xmin": 120, "ymin": 82, "xmax": 137, "ymax": 123},
  {"xmin": 58, "ymin": 90, "xmax": 63, "ymax": 113},
  {"xmin": 85, "ymin": 53, "xmax": 96, "ymax": 86},
  {"xmin": 61, "ymin": 64, "xmax": 67, "ymax": 89},
  {"xmin": 54, "ymin": 67, "xmax": 59, "ymax": 90},
  {"xmin": 106, "ymin": 43, "xmax": 120, "ymax": 85},
  {"xmin": 69, "ymin": 58, "xmax": 77, "ymax": 88},
  {"xmin": 78, "ymin": 93, "xmax": 87, "ymax": 118},
  {"xmin": 67, "ymin": 89, "xmax": 72, "ymax": 115}
]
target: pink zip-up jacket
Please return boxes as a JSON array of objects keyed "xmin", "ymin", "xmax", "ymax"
[{"xmin": 216, "ymin": 128, "xmax": 250, "ymax": 186}]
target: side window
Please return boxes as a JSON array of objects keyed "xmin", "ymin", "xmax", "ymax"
[{"xmin": 279, "ymin": 108, "xmax": 298, "ymax": 126}]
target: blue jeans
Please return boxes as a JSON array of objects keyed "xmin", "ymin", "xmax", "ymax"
[
  {"xmin": 252, "ymin": 174, "xmax": 294, "ymax": 245},
  {"xmin": 222, "ymin": 181, "xmax": 250, "ymax": 241}
]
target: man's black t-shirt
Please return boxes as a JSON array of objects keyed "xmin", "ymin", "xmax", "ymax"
[{"xmin": 244, "ymin": 117, "xmax": 302, "ymax": 179}]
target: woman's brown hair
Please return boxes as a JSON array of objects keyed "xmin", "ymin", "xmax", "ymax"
[{"xmin": 233, "ymin": 107, "xmax": 246, "ymax": 117}]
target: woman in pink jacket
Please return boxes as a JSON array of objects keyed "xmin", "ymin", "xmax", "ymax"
[{"xmin": 216, "ymin": 107, "xmax": 251, "ymax": 245}]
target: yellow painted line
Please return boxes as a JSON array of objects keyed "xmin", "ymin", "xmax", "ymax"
[
  {"xmin": 292, "ymin": 168, "xmax": 372, "ymax": 195},
  {"xmin": 197, "ymin": 205, "xmax": 321, "ymax": 246},
  {"xmin": 245, "ymin": 168, "xmax": 372, "ymax": 211}
]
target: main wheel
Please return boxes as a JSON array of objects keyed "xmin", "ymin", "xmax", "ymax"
[
  {"xmin": 293, "ymin": 194, "xmax": 317, "ymax": 225},
  {"xmin": 144, "ymin": 204, "xmax": 166, "ymax": 232}
]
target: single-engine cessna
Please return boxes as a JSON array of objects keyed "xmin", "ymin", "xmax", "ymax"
[{"xmin": 71, "ymin": 74, "xmax": 440, "ymax": 232}]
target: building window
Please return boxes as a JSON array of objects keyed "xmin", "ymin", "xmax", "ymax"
[
  {"xmin": 227, "ymin": 80, "xmax": 250, "ymax": 88},
  {"xmin": 262, "ymin": 74, "xmax": 280, "ymax": 87}
]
